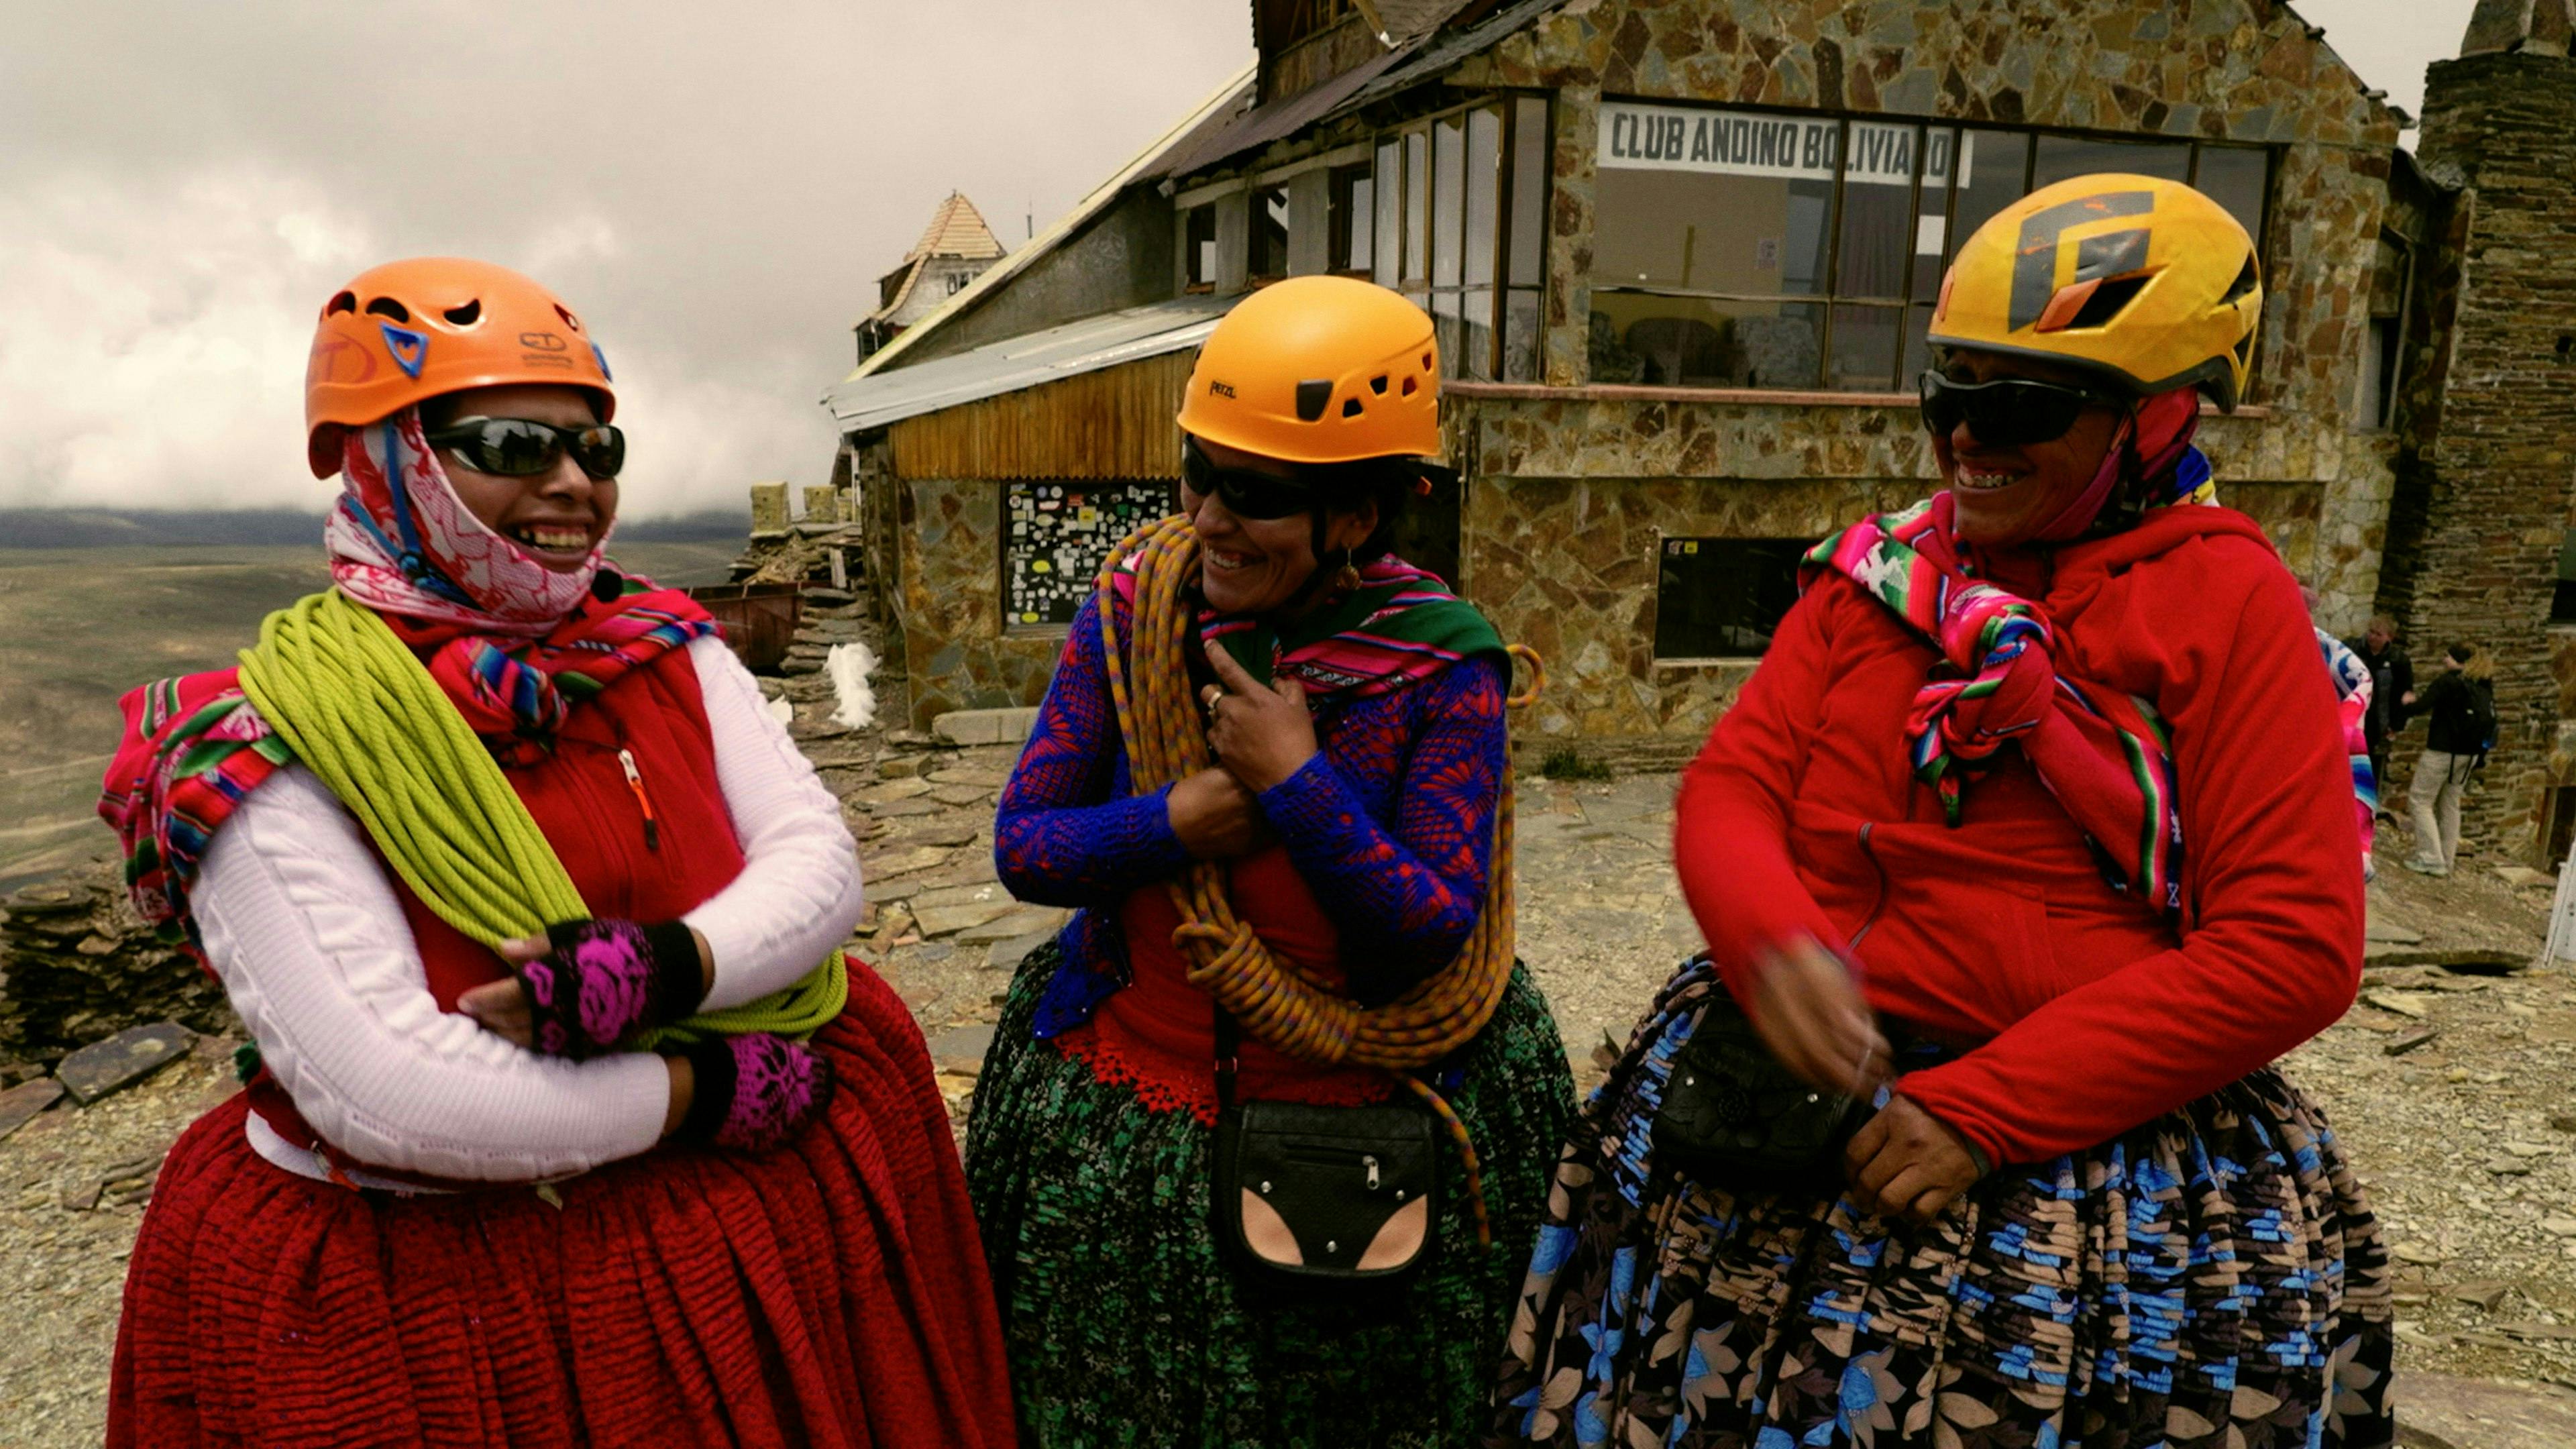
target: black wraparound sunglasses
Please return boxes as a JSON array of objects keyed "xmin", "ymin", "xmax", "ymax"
[
  {"xmin": 426, "ymin": 416, "xmax": 627, "ymax": 480},
  {"xmin": 1179, "ymin": 436, "xmax": 1322, "ymax": 520},
  {"xmin": 1917, "ymin": 370, "xmax": 2121, "ymax": 448}
]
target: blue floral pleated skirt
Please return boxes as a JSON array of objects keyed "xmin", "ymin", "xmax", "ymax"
[{"xmin": 1492, "ymin": 958, "xmax": 2395, "ymax": 1449}]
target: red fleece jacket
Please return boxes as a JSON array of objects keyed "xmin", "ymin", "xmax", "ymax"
[{"xmin": 1673, "ymin": 504, "xmax": 2364, "ymax": 1167}]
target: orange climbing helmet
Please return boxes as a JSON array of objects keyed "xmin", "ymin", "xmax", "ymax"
[
  {"xmin": 1927, "ymin": 173, "xmax": 2262, "ymax": 411},
  {"xmin": 303, "ymin": 257, "xmax": 616, "ymax": 477},
  {"xmin": 1177, "ymin": 276, "xmax": 1440, "ymax": 463}
]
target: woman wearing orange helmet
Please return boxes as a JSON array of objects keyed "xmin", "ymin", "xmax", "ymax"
[
  {"xmin": 100, "ymin": 258, "xmax": 1014, "ymax": 1446},
  {"xmin": 1498, "ymin": 178, "xmax": 2393, "ymax": 1446},
  {"xmin": 965, "ymin": 276, "xmax": 1574, "ymax": 1444}
]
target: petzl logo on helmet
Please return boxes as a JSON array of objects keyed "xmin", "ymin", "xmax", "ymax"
[
  {"xmin": 2010, "ymin": 191, "xmax": 2154, "ymax": 332},
  {"xmin": 378, "ymin": 323, "xmax": 429, "ymax": 380},
  {"xmin": 1208, "ymin": 380, "xmax": 1236, "ymax": 398}
]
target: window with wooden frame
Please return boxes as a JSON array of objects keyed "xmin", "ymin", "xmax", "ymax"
[
  {"xmin": 1371, "ymin": 95, "xmax": 1550, "ymax": 382},
  {"xmin": 1002, "ymin": 480, "xmax": 1177, "ymax": 631},
  {"xmin": 1250, "ymin": 184, "xmax": 1292, "ymax": 283},
  {"xmin": 1328, "ymin": 163, "xmax": 1375, "ymax": 276},
  {"xmin": 1184, "ymin": 205, "xmax": 1218, "ymax": 292},
  {"xmin": 1591, "ymin": 103, "xmax": 2273, "ymax": 395}
]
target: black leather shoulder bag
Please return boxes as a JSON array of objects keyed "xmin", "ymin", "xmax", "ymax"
[
  {"xmin": 1209, "ymin": 1008, "xmax": 1440, "ymax": 1293},
  {"xmin": 1652, "ymin": 989, "xmax": 1872, "ymax": 1193}
]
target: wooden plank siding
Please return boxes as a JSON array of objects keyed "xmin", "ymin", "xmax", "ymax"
[{"xmin": 885, "ymin": 351, "xmax": 1195, "ymax": 481}]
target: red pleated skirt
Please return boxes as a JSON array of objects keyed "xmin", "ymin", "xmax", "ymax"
[{"xmin": 107, "ymin": 972, "xmax": 1015, "ymax": 1448}]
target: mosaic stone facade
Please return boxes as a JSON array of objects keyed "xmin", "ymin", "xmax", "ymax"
[{"xmin": 892, "ymin": 478, "xmax": 1072, "ymax": 731}]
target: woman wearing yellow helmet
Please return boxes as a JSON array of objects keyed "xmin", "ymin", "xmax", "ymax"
[
  {"xmin": 967, "ymin": 276, "xmax": 1575, "ymax": 1445},
  {"xmin": 1498, "ymin": 177, "xmax": 2392, "ymax": 1447}
]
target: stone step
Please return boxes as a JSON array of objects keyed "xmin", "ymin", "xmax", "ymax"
[
  {"xmin": 2399, "ymin": 1371, "xmax": 2576, "ymax": 1448},
  {"xmin": 932, "ymin": 708, "xmax": 1038, "ymax": 747}
]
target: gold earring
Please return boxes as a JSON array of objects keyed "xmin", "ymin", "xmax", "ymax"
[{"xmin": 1335, "ymin": 548, "xmax": 1361, "ymax": 592}]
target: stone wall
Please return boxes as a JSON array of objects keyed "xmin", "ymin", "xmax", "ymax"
[
  {"xmin": 1452, "ymin": 393, "xmax": 2328, "ymax": 739},
  {"xmin": 890, "ymin": 478, "xmax": 1069, "ymax": 732},
  {"xmin": 2391, "ymin": 50, "xmax": 2576, "ymax": 860}
]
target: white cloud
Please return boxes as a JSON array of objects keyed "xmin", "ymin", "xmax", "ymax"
[
  {"xmin": 0, "ymin": 0, "xmax": 1254, "ymax": 520},
  {"xmin": 0, "ymin": 166, "xmax": 358, "ymax": 513}
]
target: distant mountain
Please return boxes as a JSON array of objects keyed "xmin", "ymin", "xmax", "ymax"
[{"xmin": 0, "ymin": 508, "xmax": 751, "ymax": 549}]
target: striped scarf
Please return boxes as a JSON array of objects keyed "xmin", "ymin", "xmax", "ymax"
[
  {"xmin": 1804, "ymin": 492, "xmax": 2185, "ymax": 915},
  {"xmin": 383, "ymin": 577, "xmax": 716, "ymax": 765},
  {"xmin": 1114, "ymin": 552, "xmax": 1503, "ymax": 698}
]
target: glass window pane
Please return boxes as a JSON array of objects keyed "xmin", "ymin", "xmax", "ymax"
[
  {"xmin": 1587, "ymin": 292, "xmax": 1823, "ymax": 388},
  {"xmin": 1950, "ymin": 129, "xmax": 2028, "ymax": 262},
  {"xmin": 1593, "ymin": 167, "xmax": 1831, "ymax": 296},
  {"xmin": 2032, "ymin": 133, "xmax": 2189, "ymax": 189},
  {"xmin": 1338, "ymin": 166, "xmax": 1374, "ymax": 273},
  {"xmin": 1186, "ymin": 206, "xmax": 1217, "ymax": 287},
  {"xmin": 1911, "ymin": 127, "xmax": 1960, "ymax": 298},
  {"xmin": 1510, "ymin": 96, "xmax": 1548, "ymax": 286},
  {"xmin": 1373, "ymin": 139, "xmax": 1401, "ymax": 286},
  {"xmin": 1005, "ymin": 480, "xmax": 1175, "ymax": 629},
  {"xmin": 1655, "ymin": 538, "xmax": 1810, "ymax": 658},
  {"xmin": 1836, "ymin": 121, "xmax": 1919, "ymax": 301},
  {"xmin": 1252, "ymin": 185, "xmax": 1291, "ymax": 278},
  {"xmin": 1459, "ymin": 287, "xmax": 1496, "ymax": 380},
  {"xmin": 1433, "ymin": 115, "xmax": 1466, "ymax": 287},
  {"xmin": 1404, "ymin": 130, "xmax": 1429, "ymax": 282},
  {"xmin": 2194, "ymin": 145, "xmax": 2269, "ymax": 250},
  {"xmin": 1504, "ymin": 287, "xmax": 1542, "ymax": 382},
  {"xmin": 1465, "ymin": 107, "xmax": 1501, "ymax": 286},
  {"xmin": 1432, "ymin": 290, "xmax": 1462, "ymax": 372},
  {"xmin": 1827, "ymin": 303, "xmax": 1901, "ymax": 392},
  {"xmin": 1902, "ymin": 303, "xmax": 1937, "ymax": 389}
]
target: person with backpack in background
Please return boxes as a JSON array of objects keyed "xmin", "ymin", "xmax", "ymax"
[
  {"xmin": 2401, "ymin": 642, "xmax": 2497, "ymax": 875},
  {"xmin": 2345, "ymin": 615, "xmax": 2412, "ymax": 822}
]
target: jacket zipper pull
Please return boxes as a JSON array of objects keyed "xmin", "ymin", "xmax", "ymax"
[{"xmin": 617, "ymin": 748, "xmax": 661, "ymax": 852}]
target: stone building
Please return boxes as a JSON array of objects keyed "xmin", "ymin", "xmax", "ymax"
[
  {"xmin": 854, "ymin": 192, "xmax": 1008, "ymax": 362},
  {"xmin": 826, "ymin": 1, "xmax": 2422, "ymax": 761},
  {"xmin": 2377, "ymin": 0, "xmax": 2576, "ymax": 863}
]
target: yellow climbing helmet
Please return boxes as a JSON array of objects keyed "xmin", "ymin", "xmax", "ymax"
[
  {"xmin": 1928, "ymin": 173, "xmax": 2262, "ymax": 411},
  {"xmin": 1177, "ymin": 276, "xmax": 1441, "ymax": 464}
]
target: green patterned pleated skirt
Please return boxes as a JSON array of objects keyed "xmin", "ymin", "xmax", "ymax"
[{"xmin": 965, "ymin": 940, "xmax": 1576, "ymax": 1448}]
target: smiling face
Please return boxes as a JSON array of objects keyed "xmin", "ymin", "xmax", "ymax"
[
  {"xmin": 422, "ymin": 384, "xmax": 618, "ymax": 572},
  {"xmin": 1931, "ymin": 351, "xmax": 2127, "ymax": 548},
  {"xmin": 1180, "ymin": 436, "xmax": 1377, "ymax": 616}
]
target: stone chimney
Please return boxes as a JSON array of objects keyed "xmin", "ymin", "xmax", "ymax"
[
  {"xmin": 2391, "ymin": 6, "xmax": 2576, "ymax": 860},
  {"xmin": 2462, "ymin": 0, "xmax": 2576, "ymax": 58}
]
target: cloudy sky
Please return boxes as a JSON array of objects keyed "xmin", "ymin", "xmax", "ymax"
[{"xmin": 0, "ymin": 0, "xmax": 2469, "ymax": 518}]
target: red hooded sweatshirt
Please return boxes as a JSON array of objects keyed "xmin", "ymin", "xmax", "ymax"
[{"xmin": 1673, "ymin": 503, "xmax": 2364, "ymax": 1167}]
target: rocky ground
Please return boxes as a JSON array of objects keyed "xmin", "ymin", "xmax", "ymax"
[{"xmin": 3, "ymin": 597, "xmax": 2573, "ymax": 1444}]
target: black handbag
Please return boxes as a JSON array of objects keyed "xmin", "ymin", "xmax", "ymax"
[
  {"xmin": 1209, "ymin": 1008, "xmax": 1439, "ymax": 1291},
  {"xmin": 1652, "ymin": 988, "xmax": 1871, "ymax": 1193}
]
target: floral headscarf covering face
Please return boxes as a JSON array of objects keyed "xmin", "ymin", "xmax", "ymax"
[{"xmin": 325, "ymin": 409, "xmax": 611, "ymax": 635}]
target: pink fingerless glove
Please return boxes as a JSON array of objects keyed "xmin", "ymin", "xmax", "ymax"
[
  {"xmin": 677, "ymin": 1033, "xmax": 833, "ymax": 1152},
  {"xmin": 517, "ymin": 919, "xmax": 706, "ymax": 1059}
]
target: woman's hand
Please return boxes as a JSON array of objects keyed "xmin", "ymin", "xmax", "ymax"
[
  {"xmin": 1748, "ymin": 935, "xmax": 1889, "ymax": 1096},
  {"xmin": 1167, "ymin": 768, "xmax": 1273, "ymax": 859},
  {"xmin": 458, "ymin": 920, "xmax": 712, "ymax": 1055},
  {"xmin": 1843, "ymin": 1094, "xmax": 1983, "ymax": 1224},
  {"xmin": 1202, "ymin": 641, "xmax": 1320, "ymax": 793}
]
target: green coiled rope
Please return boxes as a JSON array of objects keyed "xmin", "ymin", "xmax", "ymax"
[{"xmin": 234, "ymin": 589, "xmax": 845, "ymax": 1048}]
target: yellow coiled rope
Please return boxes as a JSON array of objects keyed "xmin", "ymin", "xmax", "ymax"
[
  {"xmin": 235, "ymin": 589, "xmax": 846, "ymax": 1049},
  {"xmin": 1099, "ymin": 515, "xmax": 1544, "ymax": 1246}
]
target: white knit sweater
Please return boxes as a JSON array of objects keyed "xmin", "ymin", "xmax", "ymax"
[{"xmin": 195, "ymin": 635, "xmax": 864, "ymax": 1185}]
